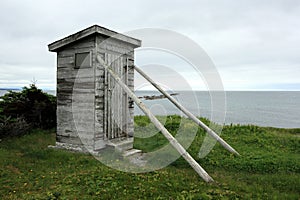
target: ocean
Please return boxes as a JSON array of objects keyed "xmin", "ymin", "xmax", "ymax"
[
  {"xmin": 135, "ymin": 91, "xmax": 300, "ymax": 128},
  {"xmin": 1, "ymin": 90, "xmax": 299, "ymax": 128}
]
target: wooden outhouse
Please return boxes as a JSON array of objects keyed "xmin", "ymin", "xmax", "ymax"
[{"xmin": 48, "ymin": 25, "xmax": 141, "ymax": 152}]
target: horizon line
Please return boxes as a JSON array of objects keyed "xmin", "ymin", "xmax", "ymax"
[{"xmin": 1, "ymin": 88, "xmax": 299, "ymax": 92}]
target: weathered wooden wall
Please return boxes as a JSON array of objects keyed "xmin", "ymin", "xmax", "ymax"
[
  {"xmin": 56, "ymin": 34, "xmax": 136, "ymax": 151},
  {"xmin": 56, "ymin": 36, "xmax": 96, "ymax": 149}
]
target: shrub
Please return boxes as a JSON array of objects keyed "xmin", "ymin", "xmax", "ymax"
[
  {"xmin": 0, "ymin": 84, "xmax": 56, "ymax": 137},
  {"xmin": 0, "ymin": 116, "xmax": 31, "ymax": 138}
]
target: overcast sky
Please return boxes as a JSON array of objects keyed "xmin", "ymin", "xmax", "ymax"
[{"xmin": 0, "ymin": 0, "xmax": 299, "ymax": 90}]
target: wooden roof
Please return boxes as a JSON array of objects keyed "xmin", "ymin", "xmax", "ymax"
[{"xmin": 48, "ymin": 25, "xmax": 141, "ymax": 52}]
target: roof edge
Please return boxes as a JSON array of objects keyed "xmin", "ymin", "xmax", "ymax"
[{"xmin": 48, "ymin": 25, "xmax": 142, "ymax": 52}]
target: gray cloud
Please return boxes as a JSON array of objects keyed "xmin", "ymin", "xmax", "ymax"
[{"xmin": 0, "ymin": 0, "xmax": 299, "ymax": 90}]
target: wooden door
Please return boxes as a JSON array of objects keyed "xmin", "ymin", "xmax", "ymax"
[{"xmin": 104, "ymin": 54, "xmax": 129, "ymax": 139}]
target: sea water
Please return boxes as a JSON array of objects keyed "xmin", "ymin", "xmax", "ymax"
[
  {"xmin": 1, "ymin": 90, "xmax": 299, "ymax": 128},
  {"xmin": 135, "ymin": 91, "xmax": 300, "ymax": 128}
]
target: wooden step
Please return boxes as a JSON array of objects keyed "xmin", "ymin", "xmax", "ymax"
[{"xmin": 106, "ymin": 137, "xmax": 134, "ymax": 152}]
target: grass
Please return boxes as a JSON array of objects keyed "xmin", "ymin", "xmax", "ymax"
[{"xmin": 0, "ymin": 115, "xmax": 299, "ymax": 199}]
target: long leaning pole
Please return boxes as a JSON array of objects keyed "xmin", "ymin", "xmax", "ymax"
[
  {"xmin": 134, "ymin": 65, "xmax": 240, "ymax": 156},
  {"xmin": 97, "ymin": 55, "xmax": 214, "ymax": 182}
]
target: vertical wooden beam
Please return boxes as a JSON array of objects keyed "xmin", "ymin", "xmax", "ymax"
[
  {"xmin": 104, "ymin": 53, "xmax": 108, "ymax": 139},
  {"xmin": 107, "ymin": 54, "xmax": 112, "ymax": 139},
  {"xmin": 124, "ymin": 57, "xmax": 129, "ymax": 137},
  {"xmin": 118, "ymin": 57, "xmax": 122, "ymax": 137},
  {"xmin": 97, "ymin": 55, "xmax": 214, "ymax": 182},
  {"xmin": 134, "ymin": 65, "xmax": 240, "ymax": 156}
]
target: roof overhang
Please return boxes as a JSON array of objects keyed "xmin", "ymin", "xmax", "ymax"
[{"xmin": 48, "ymin": 25, "xmax": 142, "ymax": 52}]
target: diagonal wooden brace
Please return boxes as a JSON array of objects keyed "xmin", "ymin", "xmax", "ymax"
[
  {"xmin": 134, "ymin": 65, "xmax": 240, "ymax": 156},
  {"xmin": 97, "ymin": 55, "xmax": 214, "ymax": 182}
]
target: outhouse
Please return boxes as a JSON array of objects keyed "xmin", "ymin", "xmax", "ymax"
[{"xmin": 48, "ymin": 25, "xmax": 141, "ymax": 152}]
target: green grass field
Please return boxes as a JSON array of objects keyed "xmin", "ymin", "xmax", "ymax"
[{"xmin": 0, "ymin": 115, "xmax": 299, "ymax": 199}]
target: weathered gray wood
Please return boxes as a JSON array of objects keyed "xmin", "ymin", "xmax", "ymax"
[
  {"xmin": 58, "ymin": 56, "xmax": 74, "ymax": 67},
  {"xmin": 94, "ymin": 37, "xmax": 102, "ymax": 140},
  {"xmin": 97, "ymin": 55, "xmax": 213, "ymax": 182},
  {"xmin": 58, "ymin": 47, "xmax": 95, "ymax": 57},
  {"xmin": 105, "ymin": 53, "xmax": 129, "ymax": 139},
  {"xmin": 134, "ymin": 66, "xmax": 240, "ymax": 156},
  {"xmin": 57, "ymin": 134, "xmax": 94, "ymax": 146},
  {"xmin": 96, "ymin": 37, "xmax": 136, "ymax": 139},
  {"xmin": 72, "ymin": 95, "xmax": 95, "ymax": 103},
  {"xmin": 126, "ymin": 58, "xmax": 134, "ymax": 136},
  {"xmin": 58, "ymin": 77, "xmax": 94, "ymax": 84},
  {"xmin": 116, "ymin": 57, "xmax": 120, "ymax": 137},
  {"xmin": 71, "ymin": 41, "xmax": 95, "ymax": 49},
  {"xmin": 108, "ymin": 54, "xmax": 112, "ymax": 138},
  {"xmin": 56, "ymin": 135, "xmax": 82, "ymax": 145},
  {"xmin": 123, "ymin": 57, "xmax": 129, "ymax": 136},
  {"xmin": 97, "ymin": 38, "xmax": 138, "ymax": 56},
  {"xmin": 49, "ymin": 25, "xmax": 141, "ymax": 52},
  {"xmin": 57, "ymin": 68, "xmax": 94, "ymax": 79},
  {"xmin": 50, "ymin": 25, "xmax": 142, "ymax": 153},
  {"xmin": 119, "ymin": 57, "xmax": 122, "ymax": 137},
  {"xmin": 57, "ymin": 89, "xmax": 95, "ymax": 95},
  {"xmin": 104, "ymin": 53, "xmax": 108, "ymax": 139}
]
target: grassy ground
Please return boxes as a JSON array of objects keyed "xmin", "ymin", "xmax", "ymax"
[{"xmin": 0, "ymin": 115, "xmax": 299, "ymax": 199}]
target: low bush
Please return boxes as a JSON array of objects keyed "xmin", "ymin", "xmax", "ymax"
[
  {"xmin": 0, "ymin": 84, "xmax": 56, "ymax": 138},
  {"xmin": 0, "ymin": 116, "xmax": 31, "ymax": 138}
]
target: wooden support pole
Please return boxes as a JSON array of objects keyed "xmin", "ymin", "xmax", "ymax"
[
  {"xmin": 97, "ymin": 55, "xmax": 213, "ymax": 182},
  {"xmin": 134, "ymin": 65, "xmax": 240, "ymax": 156}
]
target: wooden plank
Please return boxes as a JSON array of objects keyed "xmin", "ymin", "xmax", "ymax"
[
  {"xmin": 48, "ymin": 25, "xmax": 141, "ymax": 52},
  {"xmin": 124, "ymin": 57, "xmax": 128, "ymax": 136},
  {"xmin": 73, "ymin": 122, "xmax": 95, "ymax": 132},
  {"xmin": 58, "ymin": 56, "xmax": 74, "ymax": 65},
  {"xmin": 58, "ymin": 51, "xmax": 75, "ymax": 58},
  {"xmin": 57, "ymin": 100, "xmax": 71, "ymax": 106},
  {"xmin": 95, "ymin": 122, "xmax": 104, "ymax": 135},
  {"xmin": 57, "ymin": 134, "xmax": 94, "ymax": 146},
  {"xmin": 73, "ymin": 82, "xmax": 95, "ymax": 89},
  {"xmin": 57, "ymin": 77, "xmax": 94, "ymax": 91},
  {"xmin": 57, "ymin": 83, "xmax": 94, "ymax": 91},
  {"xmin": 104, "ymin": 52, "xmax": 108, "ymax": 139},
  {"xmin": 58, "ymin": 63, "xmax": 73, "ymax": 69},
  {"xmin": 134, "ymin": 66, "xmax": 240, "ymax": 156},
  {"xmin": 58, "ymin": 68, "xmax": 94, "ymax": 79},
  {"xmin": 73, "ymin": 93, "xmax": 94, "ymax": 101},
  {"xmin": 120, "ymin": 57, "xmax": 124, "ymax": 136},
  {"xmin": 111, "ymin": 54, "xmax": 115, "ymax": 138},
  {"xmin": 57, "ymin": 85, "xmax": 73, "ymax": 92},
  {"xmin": 112, "ymin": 54, "xmax": 117, "ymax": 138},
  {"xmin": 118, "ymin": 55, "xmax": 122, "ymax": 137},
  {"xmin": 95, "ymin": 45, "xmax": 101, "ymax": 139},
  {"xmin": 57, "ymin": 114, "xmax": 74, "ymax": 125},
  {"xmin": 127, "ymin": 57, "xmax": 134, "ymax": 136},
  {"xmin": 57, "ymin": 88, "xmax": 94, "ymax": 95},
  {"xmin": 97, "ymin": 55, "xmax": 214, "ymax": 182},
  {"xmin": 100, "ymin": 43, "xmax": 131, "ymax": 55},
  {"xmin": 107, "ymin": 54, "xmax": 112, "ymax": 138},
  {"xmin": 94, "ymin": 26, "xmax": 141, "ymax": 47},
  {"xmin": 110, "ymin": 54, "xmax": 114, "ymax": 138},
  {"xmin": 95, "ymin": 90, "xmax": 105, "ymax": 98},
  {"xmin": 57, "ymin": 77, "xmax": 94, "ymax": 84},
  {"xmin": 72, "ymin": 41, "xmax": 95, "ymax": 49},
  {"xmin": 49, "ymin": 34, "xmax": 95, "ymax": 52}
]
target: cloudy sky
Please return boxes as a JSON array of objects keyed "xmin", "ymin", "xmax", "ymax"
[{"xmin": 0, "ymin": 0, "xmax": 299, "ymax": 91}]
